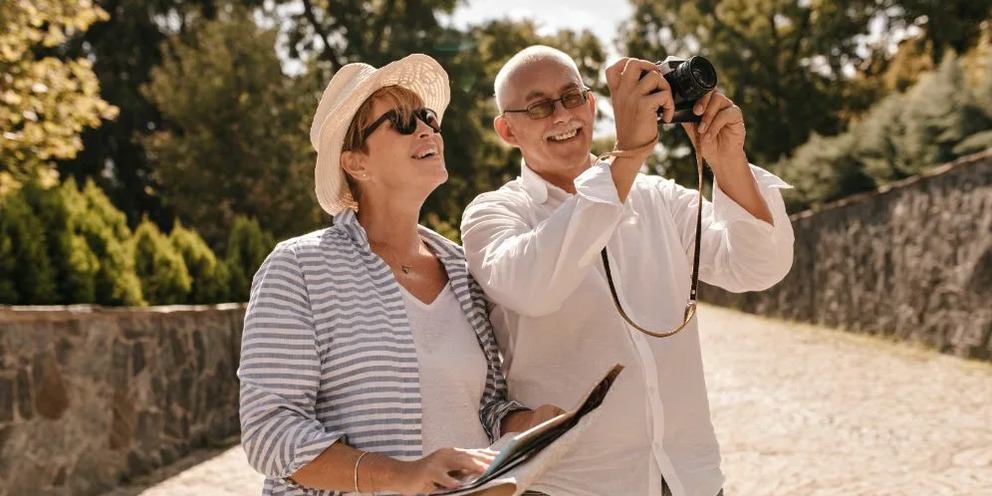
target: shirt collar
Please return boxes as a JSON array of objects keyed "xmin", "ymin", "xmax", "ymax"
[
  {"xmin": 520, "ymin": 158, "xmax": 550, "ymax": 204},
  {"xmin": 519, "ymin": 154, "xmax": 599, "ymax": 205},
  {"xmin": 332, "ymin": 207, "xmax": 368, "ymax": 244},
  {"xmin": 332, "ymin": 206, "xmax": 464, "ymax": 269}
]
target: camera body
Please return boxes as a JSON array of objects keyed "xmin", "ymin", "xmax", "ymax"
[{"xmin": 646, "ymin": 55, "xmax": 718, "ymax": 123}]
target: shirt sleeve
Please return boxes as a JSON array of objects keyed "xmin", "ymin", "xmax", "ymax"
[
  {"xmin": 238, "ymin": 243, "xmax": 345, "ymax": 481},
  {"xmin": 461, "ymin": 162, "xmax": 627, "ymax": 317},
  {"xmin": 661, "ymin": 164, "xmax": 795, "ymax": 292}
]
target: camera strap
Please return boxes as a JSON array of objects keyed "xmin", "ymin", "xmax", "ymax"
[{"xmin": 598, "ymin": 127, "xmax": 704, "ymax": 338}]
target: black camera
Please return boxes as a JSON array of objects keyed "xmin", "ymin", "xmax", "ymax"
[{"xmin": 643, "ymin": 55, "xmax": 718, "ymax": 123}]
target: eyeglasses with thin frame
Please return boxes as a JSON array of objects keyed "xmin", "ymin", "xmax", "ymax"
[
  {"xmin": 361, "ymin": 107, "xmax": 440, "ymax": 141},
  {"xmin": 502, "ymin": 87, "xmax": 590, "ymax": 119}
]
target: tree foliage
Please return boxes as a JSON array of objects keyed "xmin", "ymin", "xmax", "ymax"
[
  {"xmin": 775, "ymin": 51, "xmax": 992, "ymax": 211},
  {"xmin": 225, "ymin": 216, "xmax": 275, "ymax": 302},
  {"xmin": 133, "ymin": 217, "xmax": 192, "ymax": 305},
  {"xmin": 0, "ymin": 0, "xmax": 118, "ymax": 177},
  {"xmin": 142, "ymin": 8, "xmax": 322, "ymax": 246},
  {"xmin": 170, "ymin": 221, "xmax": 230, "ymax": 304}
]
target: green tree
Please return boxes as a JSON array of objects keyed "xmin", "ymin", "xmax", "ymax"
[
  {"xmin": 18, "ymin": 179, "xmax": 101, "ymax": 303},
  {"xmin": 773, "ymin": 132, "xmax": 875, "ymax": 210},
  {"xmin": 0, "ymin": 187, "xmax": 59, "ymax": 304},
  {"xmin": 880, "ymin": 0, "xmax": 992, "ymax": 65},
  {"xmin": 56, "ymin": 0, "xmax": 264, "ymax": 226},
  {"xmin": 170, "ymin": 222, "xmax": 230, "ymax": 303},
  {"xmin": 895, "ymin": 53, "xmax": 988, "ymax": 173},
  {"xmin": 226, "ymin": 216, "xmax": 275, "ymax": 302},
  {"xmin": 78, "ymin": 179, "xmax": 144, "ymax": 305},
  {"xmin": 0, "ymin": 0, "xmax": 118, "ymax": 178},
  {"xmin": 955, "ymin": 47, "xmax": 992, "ymax": 155},
  {"xmin": 775, "ymin": 48, "xmax": 992, "ymax": 211},
  {"xmin": 141, "ymin": 8, "xmax": 323, "ymax": 246},
  {"xmin": 133, "ymin": 218, "xmax": 192, "ymax": 305}
]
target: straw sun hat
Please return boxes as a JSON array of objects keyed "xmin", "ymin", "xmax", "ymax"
[{"xmin": 309, "ymin": 54, "xmax": 451, "ymax": 215}]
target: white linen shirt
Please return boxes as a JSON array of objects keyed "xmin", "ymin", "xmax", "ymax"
[{"xmin": 460, "ymin": 159, "xmax": 794, "ymax": 496}]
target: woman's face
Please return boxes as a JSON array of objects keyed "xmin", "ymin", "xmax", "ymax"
[{"xmin": 350, "ymin": 95, "xmax": 447, "ymax": 206}]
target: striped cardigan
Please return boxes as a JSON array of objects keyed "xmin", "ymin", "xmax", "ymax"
[{"xmin": 238, "ymin": 209, "xmax": 524, "ymax": 496}]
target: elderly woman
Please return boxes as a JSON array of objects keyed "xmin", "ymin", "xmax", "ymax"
[{"xmin": 238, "ymin": 54, "xmax": 561, "ymax": 496}]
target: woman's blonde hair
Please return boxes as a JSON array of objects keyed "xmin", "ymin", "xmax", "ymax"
[{"xmin": 340, "ymin": 86, "xmax": 425, "ymax": 209}]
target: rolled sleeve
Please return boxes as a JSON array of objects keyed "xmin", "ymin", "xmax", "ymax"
[
  {"xmin": 574, "ymin": 161, "xmax": 624, "ymax": 206},
  {"xmin": 238, "ymin": 244, "xmax": 345, "ymax": 480},
  {"xmin": 712, "ymin": 164, "xmax": 792, "ymax": 233},
  {"xmin": 482, "ymin": 395, "xmax": 528, "ymax": 441},
  {"xmin": 706, "ymin": 164, "xmax": 795, "ymax": 291}
]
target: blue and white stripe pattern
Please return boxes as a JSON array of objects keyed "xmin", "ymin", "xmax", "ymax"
[{"xmin": 238, "ymin": 208, "xmax": 523, "ymax": 496}]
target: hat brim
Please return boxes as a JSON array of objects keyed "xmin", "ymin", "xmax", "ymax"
[{"xmin": 313, "ymin": 54, "xmax": 451, "ymax": 215}]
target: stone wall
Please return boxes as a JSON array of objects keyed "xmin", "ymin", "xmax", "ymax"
[
  {"xmin": 0, "ymin": 304, "xmax": 247, "ymax": 496},
  {"xmin": 702, "ymin": 149, "xmax": 992, "ymax": 361}
]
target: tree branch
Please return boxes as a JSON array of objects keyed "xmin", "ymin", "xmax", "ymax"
[
  {"xmin": 369, "ymin": 0, "xmax": 398, "ymax": 56},
  {"xmin": 300, "ymin": 0, "xmax": 344, "ymax": 70},
  {"xmin": 790, "ymin": 8, "xmax": 811, "ymax": 61}
]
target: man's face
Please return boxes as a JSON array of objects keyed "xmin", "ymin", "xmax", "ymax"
[{"xmin": 496, "ymin": 58, "xmax": 596, "ymax": 183}]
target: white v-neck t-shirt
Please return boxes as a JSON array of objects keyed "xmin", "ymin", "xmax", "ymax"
[{"xmin": 399, "ymin": 283, "xmax": 491, "ymax": 454}]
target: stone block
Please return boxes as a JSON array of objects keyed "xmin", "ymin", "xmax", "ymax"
[
  {"xmin": 0, "ymin": 377, "xmax": 14, "ymax": 422},
  {"xmin": 33, "ymin": 353, "xmax": 69, "ymax": 420},
  {"xmin": 14, "ymin": 369, "xmax": 31, "ymax": 421},
  {"xmin": 132, "ymin": 342, "xmax": 146, "ymax": 375},
  {"xmin": 109, "ymin": 390, "xmax": 136, "ymax": 450}
]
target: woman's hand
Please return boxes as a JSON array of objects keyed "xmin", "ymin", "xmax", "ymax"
[
  {"xmin": 501, "ymin": 404, "xmax": 567, "ymax": 434},
  {"xmin": 390, "ymin": 448, "xmax": 496, "ymax": 495}
]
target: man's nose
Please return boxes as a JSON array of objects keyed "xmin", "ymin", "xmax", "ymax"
[{"xmin": 550, "ymin": 100, "xmax": 570, "ymax": 122}]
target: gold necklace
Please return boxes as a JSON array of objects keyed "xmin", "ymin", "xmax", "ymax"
[{"xmin": 370, "ymin": 239, "xmax": 421, "ymax": 275}]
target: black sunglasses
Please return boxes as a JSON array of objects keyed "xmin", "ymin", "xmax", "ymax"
[
  {"xmin": 503, "ymin": 88, "xmax": 590, "ymax": 119},
  {"xmin": 361, "ymin": 107, "xmax": 440, "ymax": 141}
]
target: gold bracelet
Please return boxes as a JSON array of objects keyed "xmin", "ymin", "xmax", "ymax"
[
  {"xmin": 367, "ymin": 453, "xmax": 381, "ymax": 494},
  {"xmin": 354, "ymin": 451, "xmax": 371, "ymax": 493}
]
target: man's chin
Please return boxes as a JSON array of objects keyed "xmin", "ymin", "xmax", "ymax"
[{"xmin": 548, "ymin": 143, "xmax": 592, "ymax": 166}]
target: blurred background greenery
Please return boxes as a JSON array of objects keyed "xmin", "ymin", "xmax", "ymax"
[{"xmin": 1, "ymin": 0, "xmax": 990, "ymax": 306}]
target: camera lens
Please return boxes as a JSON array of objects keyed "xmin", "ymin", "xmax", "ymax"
[{"xmin": 673, "ymin": 56, "xmax": 717, "ymax": 102}]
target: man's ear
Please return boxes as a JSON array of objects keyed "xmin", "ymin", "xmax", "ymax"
[
  {"xmin": 340, "ymin": 150, "xmax": 370, "ymax": 182},
  {"xmin": 494, "ymin": 115, "xmax": 519, "ymax": 147},
  {"xmin": 587, "ymin": 91, "xmax": 597, "ymax": 118}
]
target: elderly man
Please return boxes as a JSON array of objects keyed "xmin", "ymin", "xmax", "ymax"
[{"xmin": 460, "ymin": 45, "xmax": 795, "ymax": 496}]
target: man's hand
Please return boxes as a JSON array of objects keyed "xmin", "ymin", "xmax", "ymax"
[
  {"xmin": 501, "ymin": 404, "xmax": 566, "ymax": 434},
  {"xmin": 682, "ymin": 90, "xmax": 748, "ymax": 173},
  {"xmin": 605, "ymin": 57, "xmax": 672, "ymax": 158},
  {"xmin": 684, "ymin": 90, "xmax": 774, "ymax": 224}
]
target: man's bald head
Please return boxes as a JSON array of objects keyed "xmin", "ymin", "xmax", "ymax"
[{"xmin": 494, "ymin": 45, "xmax": 583, "ymax": 113}]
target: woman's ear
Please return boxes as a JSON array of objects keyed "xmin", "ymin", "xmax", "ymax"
[{"xmin": 341, "ymin": 150, "xmax": 370, "ymax": 182}]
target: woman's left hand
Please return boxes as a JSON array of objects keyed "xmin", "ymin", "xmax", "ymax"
[{"xmin": 501, "ymin": 404, "xmax": 566, "ymax": 434}]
